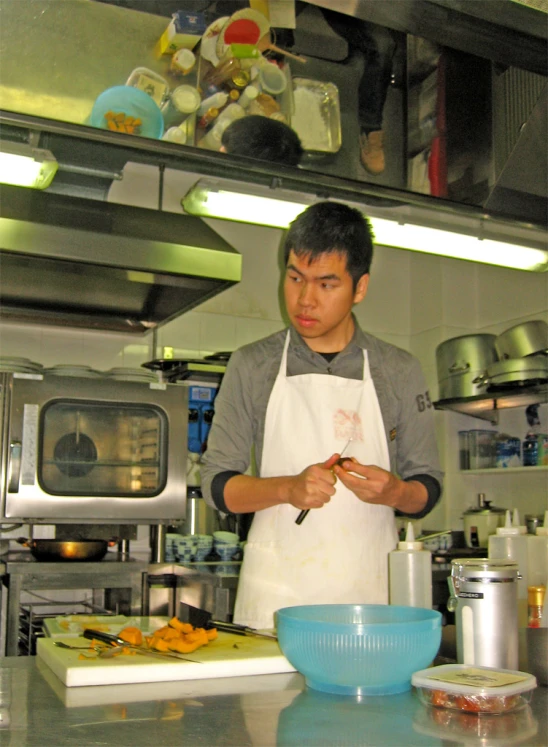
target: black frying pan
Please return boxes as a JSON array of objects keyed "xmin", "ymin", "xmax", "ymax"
[{"xmin": 17, "ymin": 538, "xmax": 108, "ymax": 561}]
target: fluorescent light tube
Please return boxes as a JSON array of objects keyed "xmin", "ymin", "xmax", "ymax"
[
  {"xmin": 0, "ymin": 142, "xmax": 58, "ymax": 189},
  {"xmin": 182, "ymin": 180, "xmax": 548, "ymax": 272},
  {"xmin": 183, "ymin": 180, "xmax": 307, "ymax": 227},
  {"xmin": 371, "ymin": 218, "xmax": 547, "ymax": 272}
]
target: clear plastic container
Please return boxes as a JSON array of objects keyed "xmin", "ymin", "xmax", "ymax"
[
  {"xmin": 458, "ymin": 430, "xmax": 470, "ymax": 469},
  {"xmin": 126, "ymin": 67, "xmax": 169, "ymax": 107},
  {"xmin": 412, "ymin": 664, "xmax": 537, "ymax": 714},
  {"xmin": 468, "ymin": 429, "xmax": 497, "ymax": 469}
]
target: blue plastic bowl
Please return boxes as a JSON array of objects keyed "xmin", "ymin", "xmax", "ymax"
[
  {"xmin": 89, "ymin": 86, "xmax": 164, "ymax": 139},
  {"xmin": 276, "ymin": 604, "xmax": 442, "ymax": 696}
]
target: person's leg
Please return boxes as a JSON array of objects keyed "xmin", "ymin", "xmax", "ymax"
[{"xmin": 321, "ymin": 10, "xmax": 397, "ymax": 173}]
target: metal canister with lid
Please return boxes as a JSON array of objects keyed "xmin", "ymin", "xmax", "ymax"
[{"xmin": 448, "ymin": 558, "xmax": 519, "ymax": 670}]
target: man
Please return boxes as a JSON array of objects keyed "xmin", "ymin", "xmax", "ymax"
[
  {"xmin": 220, "ymin": 115, "xmax": 304, "ymax": 166},
  {"xmin": 201, "ymin": 202, "xmax": 442, "ymax": 630}
]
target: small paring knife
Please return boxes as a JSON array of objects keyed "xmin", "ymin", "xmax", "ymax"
[
  {"xmin": 295, "ymin": 438, "xmax": 353, "ymax": 525},
  {"xmin": 82, "ymin": 628, "xmax": 201, "ymax": 663}
]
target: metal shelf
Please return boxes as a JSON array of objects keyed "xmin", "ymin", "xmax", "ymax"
[
  {"xmin": 460, "ymin": 465, "xmax": 548, "ymax": 475},
  {"xmin": 434, "ymin": 384, "xmax": 548, "ymax": 423}
]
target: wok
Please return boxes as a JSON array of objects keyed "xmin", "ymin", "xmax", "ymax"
[{"xmin": 17, "ymin": 538, "xmax": 109, "ymax": 561}]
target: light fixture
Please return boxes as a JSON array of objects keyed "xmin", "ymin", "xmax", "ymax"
[
  {"xmin": 0, "ymin": 140, "xmax": 58, "ymax": 189},
  {"xmin": 182, "ymin": 179, "xmax": 548, "ymax": 272}
]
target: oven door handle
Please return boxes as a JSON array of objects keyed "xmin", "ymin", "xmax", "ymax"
[{"xmin": 8, "ymin": 440, "xmax": 22, "ymax": 493}]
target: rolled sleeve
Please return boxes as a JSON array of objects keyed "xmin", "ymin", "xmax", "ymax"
[{"xmin": 200, "ymin": 350, "xmax": 255, "ymax": 509}]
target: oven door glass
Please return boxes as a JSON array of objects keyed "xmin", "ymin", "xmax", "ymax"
[{"xmin": 39, "ymin": 400, "xmax": 167, "ymax": 496}]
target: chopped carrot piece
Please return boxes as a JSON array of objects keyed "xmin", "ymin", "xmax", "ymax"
[
  {"xmin": 168, "ymin": 618, "xmax": 194, "ymax": 634},
  {"xmin": 118, "ymin": 626, "xmax": 143, "ymax": 646},
  {"xmin": 151, "ymin": 638, "xmax": 170, "ymax": 652},
  {"xmin": 206, "ymin": 628, "xmax": 218, "ymax": 641},
  {"xmin": 168, "ymin": 638, "xmax": 202, "ymax": 654}
]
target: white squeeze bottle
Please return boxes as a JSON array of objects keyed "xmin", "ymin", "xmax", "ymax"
[
  {"xmin": 197, "ymin": 91, "xmax": 229, "ymax": 117},
  {"xmin": 489, "ymin": 509, "xmax": 529, "ymax": 626},
  {"xmin": 238, "ymin": 84, "xmax": 259, "ymax": 109},
  {"xmin": 528, "ymin": 509, "xmax": 548, "ymax": 587},
  {"xmin": 389, "ymin": 522, "xmax": 432, "ymax": 608}
]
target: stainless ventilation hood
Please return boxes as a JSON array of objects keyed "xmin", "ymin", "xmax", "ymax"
[
  {"xmin": 0, "ymin": 184, "xmax": 242, "ymax": 334},
  {"xmin": 485, "ymin": 83, "xmax": 547, "ymax": 224}
]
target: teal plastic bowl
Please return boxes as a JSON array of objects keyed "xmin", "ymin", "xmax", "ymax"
[
  {"xmin": 89, "ymin": 85, "xmax": 164, "ymax": 139},
  {"xmin": 276, "ymin": 604, "xmax": 442, "ymax": 696}
]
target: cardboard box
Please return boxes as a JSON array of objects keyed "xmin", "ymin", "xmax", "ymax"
[{"xmin": 158, "ymin": 11, "xmax": 206, "ymax": 55}]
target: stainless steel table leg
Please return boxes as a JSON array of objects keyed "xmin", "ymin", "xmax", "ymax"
[
  {"xmin": 129, "ymin": 571, "xmax": 144, "ymax": 616},
  {"xmin": 6, "ymin": 574, "xmax": 22, "ymax": 656}
]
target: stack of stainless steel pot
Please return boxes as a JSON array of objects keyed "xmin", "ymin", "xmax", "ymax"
[
  {"xmin": 436, "ymin": 334, "xmax": 498, "ymax": 399},
  {"xmin": 436, "ymin": 321, "xmax": 548, "ymax": 398}
]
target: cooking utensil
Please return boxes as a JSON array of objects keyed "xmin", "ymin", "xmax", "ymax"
[
  {"xmin": 436, "ymin": 334, "xmax": 498, "ymax": 399},
  {"xmin": 475, "ymin": 355, "xmax": 548, "ymax": 389},
  {"xmin": 180, "ymin": 603, "xmax": 277, "ymax": 640},
  {"xmin": 295, "ymin": 438, "xmax": 352, "ymax": 525},
  {"xmin": 17, "ymin": 538, "xmax": 109, "ymax": 562},
  {"xmin": 82, "ymin": 629, "xmax": 200, "ymax": 662},
  {"xmin": 462, "ymin": 494, "xmax": 506, "ymax": 548},
  {"xmin": 257, "ymin": 35, "xmax": 307, "ymax": 63},
  {"xmin": 216, "ymin": 8, "xmax": 270, "ymax": 61},
  {"xmin": 495, "ymin": 320, "xmax": 548, "ymax": 359},
  {"xmin": 53, "ymin": 641, "xmax": 120, "ymax": 658},
  {"xmin": 223, "ymin": 18, "xmax": 261, "ymax": 58}
]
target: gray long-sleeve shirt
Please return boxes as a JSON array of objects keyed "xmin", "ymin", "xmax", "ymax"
[{"xmin": 201, "ymin": 318, "xmax": 443, "ymax": 518}]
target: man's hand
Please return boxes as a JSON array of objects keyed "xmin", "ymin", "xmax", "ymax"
[
  {"xmin": 285, "ymin": 454, "xmax": 339, "ymax": 510},
  {"xmin": 333, "ymin": 458, "xmax": 428, "ymax": 514}
]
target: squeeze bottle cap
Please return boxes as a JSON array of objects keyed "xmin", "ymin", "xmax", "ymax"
[
  {"xmin": 536, "ymin": 510, "xmax": 548, "ymax": 536},
  {"xmin": 497, "ymin": 509, "xmax": 523, "ymax": 535},
  {"xmin": 512, "ymin": 507, "xmax": 527, "ymax": 534},
  {"xmin": 398, "ymin": 522, "xmax": 424, "ymax": 550}
]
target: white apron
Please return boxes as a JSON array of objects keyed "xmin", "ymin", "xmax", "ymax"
[{"xmin": 233, "ymin": 332, "xmax": 398, "ymax": 630}]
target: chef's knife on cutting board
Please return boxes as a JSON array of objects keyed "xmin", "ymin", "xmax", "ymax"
[
  {"xmin": 179, "ymin": 604, "xmax": 277, "ymax": 640},
  {"xmin": 82, "ymin": 629, "xmax": 201, "ymax": 663}
]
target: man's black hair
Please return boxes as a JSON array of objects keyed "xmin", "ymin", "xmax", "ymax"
[
  {"xmin": 283, "ymin": 202, "xmax": 375, "ymax": 287},
  {"xmin": 221, "ymin": 116, "xmax": 304, "ymax": 166}
]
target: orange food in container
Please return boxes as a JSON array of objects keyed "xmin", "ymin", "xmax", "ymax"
[{"xmin": 412, "ymin": 664, "xmax": 537, "ymax": 715}]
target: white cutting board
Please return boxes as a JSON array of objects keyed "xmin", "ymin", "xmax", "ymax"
[{"xmin": 37, "ymin": 631, "xmax": 296, "ymax": 687}]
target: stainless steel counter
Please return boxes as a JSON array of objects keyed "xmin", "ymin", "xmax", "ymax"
[{"xmin": 0, "ymin": 655, "xmax": 546, "ymax": 746}]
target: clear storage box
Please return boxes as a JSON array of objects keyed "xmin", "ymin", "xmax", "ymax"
[
  {"xmin": 468, "ymin": 429, "xmax": 497, "ymax": 469},
  {"xmin": 412, "ymin": 664, "xmax": 536, "ymax": 715}
]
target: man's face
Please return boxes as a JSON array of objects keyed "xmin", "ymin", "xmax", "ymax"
[{"xmin": 283, "ymin": 249, "xmax": 369, "ymax": 352}]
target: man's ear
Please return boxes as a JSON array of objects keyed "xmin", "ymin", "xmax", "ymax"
[
  {"xmin": 353, "ymin": 273, "xmax": 369, "ymax": 304},
  {"xmin": 219, "ymin": 145, "xmax": 227, "ymax": 153}
]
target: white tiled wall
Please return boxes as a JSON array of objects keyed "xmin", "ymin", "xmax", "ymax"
[
  {"xmin": 409, "ymin": 250, "xmax": 548, "ymax": 534},
  {"xmin": 1, "ymin": 163, "xmax": 546, "ymax": 535}
]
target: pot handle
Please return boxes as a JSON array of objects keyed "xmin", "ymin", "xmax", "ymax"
[
  {"xmin": 472, "ymin": 372, "xmax": 489, "ymax": 386},
  {"xmin": 448, "ymin": 361, "xmax": 470, "ymax": 374}
]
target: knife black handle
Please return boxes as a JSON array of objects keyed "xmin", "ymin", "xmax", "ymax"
[
  {"xmin": 295, "ymin": 509, "xmax": 309, "ymax": 525},
  {"xmin": 210, "ymin": 621, "xmax": 247, "ymax": 636},
  {"xmin": 83, "ymin": 628, "xmax": 124, "ymax": 646}
]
